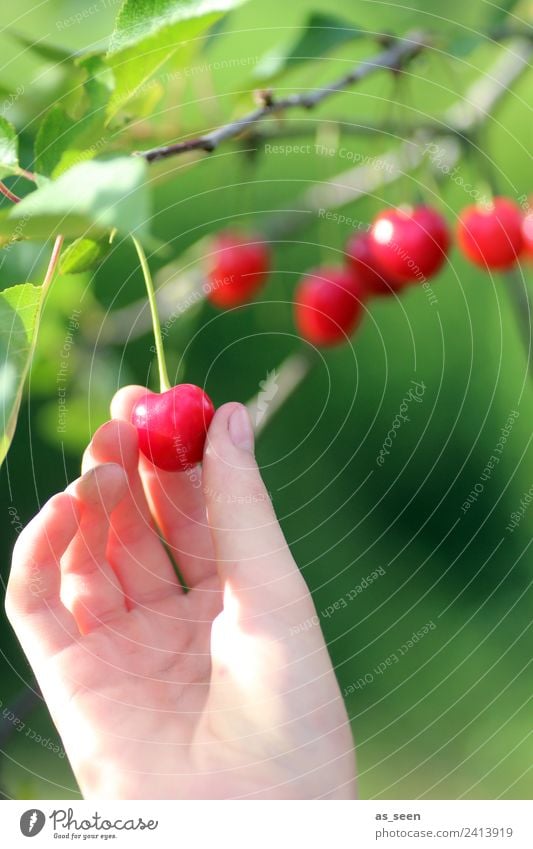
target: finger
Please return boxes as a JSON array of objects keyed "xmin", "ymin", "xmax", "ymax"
[
  {"xmin": 202, "ymin": 403, "xmax": 314, "ymax": 627},
  {"xmin": 6, "ymin": 493, "xmax": 81, "ymax": 662},
  {"xmin": 82, "ymin": 418, "xmax": 183, "ymax": 604},
  {"xmin": 111, "ymin": 385, "xmax": 216, "ymax": 589},
  {"xmin": 62, "ymin": 464, "xmax": 128, "ymax": 635},
  {"xmin": 203, "ymin": 409, "xmax": 346, "ymax": 746}
]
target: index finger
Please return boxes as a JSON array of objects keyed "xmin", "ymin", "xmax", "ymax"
[{"xmin": 110, "ymin": 385, "xmax": 217, "ymax": 589}]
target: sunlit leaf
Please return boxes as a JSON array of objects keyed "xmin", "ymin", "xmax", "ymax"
[
  {"xmin": 105, "ymin": 0, "xmax": 249, "ymax": 119},
  {"xmin": 254, "ymin": 12, "xmax": 366, "ymax": 81},
  {"xmin": 0, "ymin": 283, "xmax": 42, "ymax": 466},
  {"xmin": 1, "ymin": 157, "xmax": 151, "ymax": 242},
  {"xmin": 489, "ymin": 0, "xmax": 522, "ymax": 26},
  {"xmin": 0, "ymin": 117, "xmax": 21, "ymax": 179},
  {"xmin": 447, "ymin": 34, "xmax": 484, "ymax": 58},
  {"xmin": 7, "ymin": 29, "xmax": 79, "ymax": 65},
  {"xmin": 59, "ymin": 237, "xmax": 110, "ymax": 274}
]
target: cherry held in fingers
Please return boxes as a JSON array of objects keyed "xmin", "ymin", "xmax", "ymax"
[
  {"xmin": 131, "ymin": 384, "xmax": 215, "ymax": 472},
  {"xmin": 207, "ymin": 230, "xmax": 271, "ymax": 307},
  {"xmin": 457, "ymin": 197, "xmax": 524, "ymax": 270},
  {"xmin": 294, "ymin": 266, "xmax": 363, "ymax": 346},
  {"xmin": 369, "ymin": 205, "xmax": 451, "ymax": 285}
]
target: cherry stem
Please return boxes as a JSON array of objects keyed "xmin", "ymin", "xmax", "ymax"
[
  {"xmin": 25, "ymin": 235, "xmax": 64, "ymax": 378},
  {"xmin": 467, "ymin": 126, "xmax": 533, "ymax": 384},
  {"xmin": 504, "ymin": 267, "xmax": 533, "ymax": 381},
  {"xmin": 0, "ymin": 181, "xmax": 21, "ymax": 203},
  {"xmin": 42, "ymin": 235, "xmax": 64, "ymax": 297},
  {"xmin": 132, "ymin": 235, "xmax": 172, "ymax": 393}
]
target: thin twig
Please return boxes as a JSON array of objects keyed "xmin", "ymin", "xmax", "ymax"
[
  {"xmin": 18, "ymin": 168, "xmax": 36, "ymax": 182},
  {"xmin": 42, "ymin": 235, "xmax": 64, "ymax": 295},
  {"xmin": 137, "ymin": 31, "xmax": 429, "ymax": 163},
  {"xmin": 0, "ymin": 181, "xmax": 21, "ymax": 203},
  {"xmin": 104, "ymin": 38, "xmax": 533, "ymax": 344}
]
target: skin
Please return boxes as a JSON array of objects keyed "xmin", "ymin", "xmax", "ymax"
[{"xmin": 6, "ymin": 388, "xmax": 356, "ymax": 800}]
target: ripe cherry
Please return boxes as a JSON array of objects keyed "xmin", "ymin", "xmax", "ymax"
[
  {"xmin": 207, "ymin": 231, "xmax": 270, "ymax": 307},
  {"xmin": 457, "ymin": 197, "xmax": 524, "ymax": 270},
  {"xmin": 131, "ymin": 384, "xmax": 215, "ymax": 472},
  {"xmin": 369, "ymin": 205, "xmax": 451, "ymax": 285},
  {"xmin": 345, "ymin": 231, "xmax": 399, "ymax": 295},
  {"xmin": 294, "ymin": 267, "xmax": 363, "ymax": 346}
]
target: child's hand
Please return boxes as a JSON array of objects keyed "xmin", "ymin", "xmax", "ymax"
[{"xmin": 6, "ymin": 388, "xmax": 356, "ymax": 799}]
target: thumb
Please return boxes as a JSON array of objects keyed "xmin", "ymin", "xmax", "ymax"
[
  {"xmin": 202, "ymin": 403, "xmax": 311, "ymax": 624},
  {"xmin": 202, "ymin": 406, "xmax": 345, "ymax": 753}
]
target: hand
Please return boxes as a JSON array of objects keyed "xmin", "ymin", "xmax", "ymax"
[{"xmin": 6, "ymin": 388, "xmax": 356, "ymax": 799}]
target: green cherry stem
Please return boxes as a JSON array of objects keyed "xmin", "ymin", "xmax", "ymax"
[
  {"xmin": 43, "ymin": 235, "xmax": 64, "ymax": 297},
  {"xmin": 132, "ymin": 235, "xmax": 171, "ymax": 393}
]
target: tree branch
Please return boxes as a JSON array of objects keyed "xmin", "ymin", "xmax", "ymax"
[
  {"xmin": 137, "ymin": 31, "xmax": 429, "ymax": 163},
  {"xmin": 104, "ymin": 38, "xmax": 532, "ymax": 344}
]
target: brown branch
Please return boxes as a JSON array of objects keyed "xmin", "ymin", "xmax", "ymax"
[
  {"xmin": 137, "ymin": 31, "xmax": 429, "ymax": 163},
  {"xmin": 104, "ymin": 37, "xmax": 532, "ymax": 345}
]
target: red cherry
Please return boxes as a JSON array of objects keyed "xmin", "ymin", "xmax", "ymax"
[
  {"xmin": 457, "ymin": 197, "xmax": 524, "ymax": 270},
  {"xmin": 131, "ymin": 384, "xmax": 215, "ymax": 472},
  {"xmin": 345, "ymin": 231, "xmax": 400, "ymax": 295},
  {"xmin": 207, "ymin": 231, "xmax": 270, "ymax": 307},
  {"xmin": 521, "ymin": 208, "xmax": 533, "ymax": 262},
  {"xmin": 369, "ymin": 205, "xmax": 451, "ymax": 284},
  {"xmin": 294, "ymin": 266, "xmax": 363, "ymax": 346}
]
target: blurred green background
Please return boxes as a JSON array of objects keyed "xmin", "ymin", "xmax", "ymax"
[{"xmin": 0, "ymin": 0, "xmax": 532, "ymax": 799}]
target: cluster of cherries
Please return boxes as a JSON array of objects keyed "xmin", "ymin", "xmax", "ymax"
[
  {"xmin": 131, "ymin": 196, "xmax": 532, "ymax": 472},
  {"xmin": 206, "ymin": 196, "xmax": 533, "ymax": 346}
]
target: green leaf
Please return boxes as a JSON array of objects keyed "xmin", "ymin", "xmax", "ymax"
[
  {"xmin": 34, "ymin": 105, "xmax": 108, "ymax": 179},
  {"xmin": 108, "ymin": 0, "xmax": 247, "ymax": 53},
  {"xmin": 76, "ymin": 55, "xmax": 115, "ymax": 114},
  {"xmin": 254, "ymin": 13, "xmax": 366, "ymax": 82},
  {"xmin": 0, "ymin": 117, "xmax": 21, "ymax": 179},
  {"xmin": 0, "ymin": 283, "xmax": 42, "ymax": 467},
  {"xmin": 0, "ymin": 157, "xmax": 151, "ymax": 242},
  {"xmin": 489, "ymin": 0, "xmax": 522, "ymax": 26},
  {"xmin": 105, "ymin": 0, "xmax": 248, "ymax": 119},
  {"xmin": 200, "ymin": 13, "xmax": 233, "ymax": 53},
  {"xmin": 8, "ymin": 29, "xmax": 79, "ymax": 65},
  {"xmin": 59, "ymin": 237, "xmax": 110, "ymax": 274},
  {"xmin": 447, "ymin": 34, "xmax": 484, "ymax": 58},
  {"xmin": 34, "ymin": 56, "xmax": 115, "ymax": 179}
]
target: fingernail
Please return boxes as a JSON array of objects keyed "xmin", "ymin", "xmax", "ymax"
[{"xmin": 228, "ymin": 405, "xmax": 255, "ymax": 453}]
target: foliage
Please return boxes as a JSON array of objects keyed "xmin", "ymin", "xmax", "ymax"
[{"xmin": 0, "ymin": 0, "xmax": 532, "ymax": 801}]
